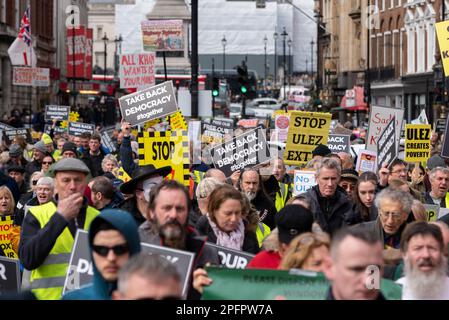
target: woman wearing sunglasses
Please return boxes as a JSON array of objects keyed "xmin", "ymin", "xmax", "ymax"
[
  {"xmin": 40, "ymin": 155, "xmax": 55, "ymax": 174},
  {"xmin": 196, "ymin": 184, "xmax": 259, "ymax": 254}
]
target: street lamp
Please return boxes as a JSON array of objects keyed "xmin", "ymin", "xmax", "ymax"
[
  {"xmin": 102, "ymin": 33, "xmax": 109, "ymax": 82},
  {"xmin": 114, "ymin": 34, "xmax": 123, "ymax": 77},
  {"xmin": 288, "ymin": 37, "xmax": 292, "ymax": 94},
  {"xmin": 281, "ymin": 27, "xmax": 288, "ymax": 101},
  {"xmin": 310, "ymin": 39, "xmax": 315, "ymax": 78},
  {"xmin": 221, "ymin": 35, "xmax": 227, "ymax": 77},
  {"xmin": 273, "ymin": 31, "xmax": 278, "ymax": 90},
  {"xmin": 263, "ymin": 35, "xmax": 268, "ymax": 93}
]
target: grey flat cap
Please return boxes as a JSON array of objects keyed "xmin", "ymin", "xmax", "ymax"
[
  {"xmin": 33, "ymin": 141, "xmax": 47, "ymax": 154},
  {"xmin": 49, "ymin": 158, "xmax": 91, "ymax": 176}
]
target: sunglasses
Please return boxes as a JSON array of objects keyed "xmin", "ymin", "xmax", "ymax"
[
  {"xmin": 92, "ymin": 244, "xmax": 129, "ymax": 257},
  {"xmin": 42, "ymin": 161, "xmax": 53, "ymax": 165}
]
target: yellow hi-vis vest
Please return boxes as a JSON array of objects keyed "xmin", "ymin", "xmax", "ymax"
[
  {"xmin": 256, "ymin": 222, "xmax": 271, "ymax": 248},
  {"xmin": 275, "ymin": 182, "xmax": 291, "ymax": 212},
  {"xmin": 28, "ymin": 202, "xmax": 99, "ymax": 300},
  {"xmin": 193, "ymin": 170, "xmax": 205, "ymax": 184}
]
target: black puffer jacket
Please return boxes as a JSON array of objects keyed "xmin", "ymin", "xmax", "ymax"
[{"xmin": 302, "ymin": 185, "xmax": 356, "ymax": 235}]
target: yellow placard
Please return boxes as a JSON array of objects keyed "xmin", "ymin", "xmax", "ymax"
[
  {"xmin": 0, "ymin": 216, "xmax": 18, "ymax": 259},
  {"xmin": 61, "ymin": 111, "xmax": 80, "ymax": 129},
  {"xmin": 112, "ymin": 167, "xmax": 132, "ymax": 183},
  {"xmin": 169, "ymin": 111, "xmax": 187, "ymax": 130},
  {"xmin": 283, "ymin": 111, "xmax": 332, "ymax": 165},
  {"xmin": 404, "ymin": 124, "xmax": 431, "ymax": 162},
  {"xmin": 436, "ymin": 20, "xmax": 449, "ymax": 76},
  {"xmin": 424, "ymin": 205, "xmax": 439, "ymax": 222},
  {"xmin": 138, "ymin": 130, "xmax": 190, "ymax": 186}
]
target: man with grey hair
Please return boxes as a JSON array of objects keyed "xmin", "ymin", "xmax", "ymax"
[
  {"xmin": 397, "ymin": 221, "xmax": 449, "ymax": 299},
  {"xmin": 356, "ymin": 188, "xmax": 413, "ymax": 254},
  {"xmin": 112, "ymin": 254, "xmax": 182, "ymax": 300},
  {"xmin": 301, "ymin": 158, "xmax": 355, "ymax": 235},
  {"xmin": 424, "ymin": 167, "xmax": 449, "ymax": 207}
]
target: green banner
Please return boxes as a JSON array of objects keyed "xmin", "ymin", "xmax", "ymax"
[{"xmin": 202, "ymin": 267, "xmax": 402, "ymax": 300}]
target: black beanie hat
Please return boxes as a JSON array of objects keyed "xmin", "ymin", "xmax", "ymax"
[
  {"xmin": 275, "ymin": 204, "xmax": 314, "ymax": 245},
  {"xmin": 312, "ymin": 144, "xmax": 332, "ymax": 157}
]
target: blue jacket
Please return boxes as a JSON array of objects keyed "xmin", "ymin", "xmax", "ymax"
[{"xmin": 62, "ymin": 209, "xmax": 141, "ymax": 300}]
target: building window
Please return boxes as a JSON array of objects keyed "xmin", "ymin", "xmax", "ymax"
[
  {"xmin": 0, "ymin": 0, "xmax": 5, "ymax": 23},
  {"xmin": 407, "ymin": 28, "xmax": 414, "ymax": 73},
  {"xmin": 97, "ymin": 26, "xmax": 103, "ymax": 40}
]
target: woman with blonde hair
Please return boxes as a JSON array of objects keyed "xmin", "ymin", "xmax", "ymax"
[
  {"xmin": 279, "ymin": 231, "xmax": 331, "ymax": 272},
  {"xmin": 101, "ymin": 154, "xmax": 119, "ymax": 173},
  {"xmin": 0, "ymin": 186, "xmax": 16, "ymax": 257}
]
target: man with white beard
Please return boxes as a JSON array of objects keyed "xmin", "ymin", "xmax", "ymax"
[
  {"xmin": 237, "ymin": 168, "xmax": 277, "ymax": 230},
  {"xmin": 396, "ymin": 221, "xmax": 449, "ymax": 300}
]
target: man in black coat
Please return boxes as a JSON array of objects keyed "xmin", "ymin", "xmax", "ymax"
[
  {"xmin": 301, "ymin": 158, "xmax": 356, "ymax": 235},
  {"xmin": 237, "ymin": 168, "xmax": 277, "ymax": 230}
]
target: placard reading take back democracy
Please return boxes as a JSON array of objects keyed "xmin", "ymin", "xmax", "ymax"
[
  {"xmin": 68, "ymin": 122, "xmax": 95, "ymax": 136},
  {"xmin": 119, "ymin": 81, "xmax": 178, "ymax": 127},
  {"xmin": 283, "ymin": 111, "xmax": 332, "ymax": 166},
  {"xmin": 404, "ymin": 124, "xmax": 431, "ymax": 162},
  {"xmin": 209, "ymin": 128, "xmax": 271, "ymax": 177},
  {"xmin": 44, "ymin": 105, "xmax": 70, "ymax": 121}
]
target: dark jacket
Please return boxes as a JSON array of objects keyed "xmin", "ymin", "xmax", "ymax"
[
  {"xmin": 251, "ymin": 191, "xmax": 277, "ymax": 230},
  {"xmin": 101, "ymin": 192, "xmax": 125, "ymax": 211},
  {"xmin": 62, "ymin": 209, "xmax": 141, "ymax": 300},
  {"xmin": 351, "ymin": 203, "xmax": 379, "ymax": 224},
  {"xmin": 119, "ymin": 197, "xmax": 146, "ymax": 226},
  {"xmin": 195, "ymin": 215, "xmax": 260, "ymax": 254},
  {"xmin": 25, "ymin": 160, "xmax": 41, "ymax": 178},
  {"xmin": 0, "ymin": 171, "xmax": 21, "ymax": 204},
  {"xmin": 353, "ymin": 217, "xmax": 407, "ymax": 249},
  {"xmin": 424, "ymin": 192, "xmax": 447, "ymax": 207},
  {"xmin": 19, "ymin": 197, "xmax": 91, "ymax": 270},
  {"xmin": 119, "ymin": 136, "xmax": 137, "ymax": 177},
  {"xmin": 139, "ymin": 223, "xmax": 220, "ymax": 300},
  {"xmin": 81, "ymin": 149, "xmax": 106, "ymax": 177},
  {"xmin": 302, "ymin": 185, "xmax": 355, "ymax": 235},
  {"xmin": 14, "ymin": 194, "xmax": 39, "ymax": 226}
]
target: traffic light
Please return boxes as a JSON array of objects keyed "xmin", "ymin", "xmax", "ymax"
[
  {"xmin": 212, "ymin": 77, "xmax": 219, "ymax": 97},
  {"xmin": 237, "ymin": 62, "xmax": 249, "ymax": 95},
  {"xmin": 363, "ymin": 83, "xmax": 371, "ymax": 104}
]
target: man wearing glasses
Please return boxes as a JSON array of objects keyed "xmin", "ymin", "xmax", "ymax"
[
  {"xmin": 378, "ymin": 158, "xmax": 423, "ymax": 201},
  {"xmin": 19, "ymin": 158, "xmax": 100, "ymax": 300},
  {"xmin": 355, "ymin": 188, "xmax": 414, "ymax": 264},
  {"xmin": 63, "ymin": 209, "xmax": 141, "ymax": 300}
]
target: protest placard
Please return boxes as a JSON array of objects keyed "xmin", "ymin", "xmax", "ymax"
[
  {"xmin": 138, "ymin": 130, "xmax": 190, "ymax": 186},
  {"xmin": 0, "ymin": 216, "xmax": 17, "ymax": 259},
  {"xmin": 424, "ymin": 204, "xmax": 440, "ymax": 222},
  {"xmin": 44, "ymin": 105, "xmax": 70, "ymax": 121},
  {"xmin": 119, "ymin": 53, "xmax": 155, "ymax": 89},
  {"xmin": 366, "ymin": 106, "xmax": 404, "ymax": 152},
  {"xmin": 377, "ymin": 116, "xmax": 396, "ymax": 171},
  {"xmin": 141, "ymin": 20, "xmax": 183, "ymax": 52},
  {"xmin": 441, "ymin": 116, "xmax": 449, "ymax": 159},
  {"xmin": 0, "ymin": 256, "xmax": 20, "ymax": 294},
  {"xmin": 201, "ymin": 119, "xmax": 234, "ymax": 144},
  {"xmin": 436, "ymin": 20, "xmax": 449, "ymax": 76},
  {"xmin": 63, "ymin": 230, "xmax": 91, "ymax": 294},
  {"xmin": 293, "ymin": 171, "xmax": 316, "ymax": 195},
  {"xmin": 404, "ymin": 124, "xmax": 431, "ymax": 162},
  {"xmin": 44, "ymin": 124, "xmax": 67, "ymax": 135},
  {"xmin": 237, "ymin": 119, "xmax": 259, "ymax": 128},
  {"xmin": 355, "ymin": 149, "xmax": 377, "ymax": 174},
  {"xmin": 327, "ymin": 134, "xmax": 350, "ymax": 153},
  {"xmin": 100, "ymin": 130, "xmax": 117, "ymax": 153},
  {"xmin": 205, "ymin": 243, "xmax": 254, "ymax": 269},
  {"xmin": 141, "ymin": 242, "xmax": 195, "ymax": 299},
  {"xmin": 435, "ymin": 119, "xmax": 446, "ymax": 134},
  {"xmin": 68, "ymin": 122, "xmax": 95, "ymax": 136},
  {"xmin": 119, "ymin": 81, "xmax": 178, "ymax": 127},
  {"xmin": 202, "ymin": 267, "xmax": 402, "ymax": 300},
  {"xmin": 169, "ymin": 111, "xmax": 188, "ymax": 130},
  {"xmin": 283, "ymin": 111, "xmax": 332, "ymax": 166},
  {"xmin": 4, "ymin": 128, "xmax": 29, "ymax": 142},
  {"xmin": 274, "ymin": 114, "xmax": 290, "ymax": 143},
  {"xmin": 209, "ymin": 128, "xmax": 271, "ymax": 177}
]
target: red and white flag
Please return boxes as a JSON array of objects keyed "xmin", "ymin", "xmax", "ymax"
[{"xmin": 7, "ymin": 6, "xmax": 36, "ymax": 67}]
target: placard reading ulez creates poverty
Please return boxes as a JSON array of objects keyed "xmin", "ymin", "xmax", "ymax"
[{"xmin": 119, "ymin": 81, "xmax": 178, "ymax": 127}]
